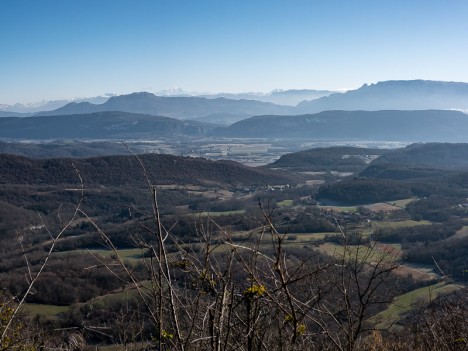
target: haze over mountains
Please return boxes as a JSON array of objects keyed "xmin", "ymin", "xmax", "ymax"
[
  {"xmin": 3, "ymin": 80, "xmax": 468, "ymax": 120},
  {"xmin": 34, "ymin": 92, "xmax": 292, "ymax": 122},
  {"xmin": 0, "ymin": 89, "xmax": 333, "ymax": 117},
  {"xmin": 214, "ymin": 110, "xmax": 468, "ymax": 142},
  {"xmin": 0, "ymin": 112, "xmax": 213, "ymax": 139},
  {"xmin": 198, "ymin": 89, "xmax": 336, "ymax": 106},
  {"xmin": 0, "ymin": 95, "xmax": 114, "ymax": 114},
  {"xmin": 1, "ymin": 80, "xmax": 468, "ymax": 143},
  {"xmin": 295, "ymin": 80, "xmax": 468, "ymax": 113}
]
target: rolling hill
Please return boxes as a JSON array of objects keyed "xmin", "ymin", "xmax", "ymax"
[
  {"xmin": 0, "ymin": 153, "xmax": 298, "ymax": 187},
  {"xmin": 360, "ymin": 143, "xmax": 468, "ymax": 179},
  {"xmin": 267, "ymin": 146, "xmax": 387, "ymax": 172}
]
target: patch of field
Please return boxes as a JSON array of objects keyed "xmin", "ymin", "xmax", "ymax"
[
  {"xmin": 287, "ymin": 232, "xmax": 332, "ymax": 242},
  {"xmin": 387, "ymin": 198, "xmax": 416, "ymax": 208},
  {"xmin": 370, "ymin": 219, "xmax": 431, "ymax": 229},
  {"xmin": 305, "ymin": 179, "xmax": 325, "ymax": 186},
  {"xmin": 374, "ymin": 243, "xmax": 403, "ymax": 258},
  {"xmin": 22, "ymin": 303, "xmax": 69, "ymax": 319},
  {"xmin": 157, "ymin": 184, "xmax": 234, "ymax": 200},
  {"xmin": 88, "ymin": 248, "xmax": 147, "ymax": 260},
  {"xmin": 330, "ymin": 171, "xmax": 353, "ymax": 177},
  {"xmin": 316, "ymin": 242, "xmax": 342, "ymax": 256},
  {"xmin": 451, "ymin": 225, "xmax": 468, "ymax": 239},
  {"xmin": 195, "ymin": 210, "xmax": 246, "ymax": 217},
  {"xmin": 316, "ymin": 242, "xmax": 399, "ymax": 263},
  {"xmin": 364, "ymin": 203, "xmax": 401, "ymax": 212},
  {"xmin": 318, "ymin": 205, "xmax": 359, "ymax": 213},
  {"xmin": 299, "ymin": 171, "xmax": 326, "ymax": 176},
  {"xmin": 392, "ymin": 263, "xmax": 438, "ymax": 281},
  {"xmin": 277, "ymin": 199, "xmax": 293, "ymax": 207},
  {"xmin": 59, "ymin": 248, "xmax": 146, "ymax": 261},
  {"xmin": 88, "ymin": 280, "xmax": 156, "ymax": 308},
  {"xmin": 372, "ymin": 282, "xmax": 460, "ymax": 331}
]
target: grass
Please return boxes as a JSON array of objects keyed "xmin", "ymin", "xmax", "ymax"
[
  {"xmin": 277, "ymin": 199, "xmax": 293, "ymax": 207},
  {"xmin": 195, "ymin": 209, "xmax": 246, "ymax": 217},
  {"xmin": 371, "ymin": 219, "xmax": 431, "ymax": 229},
  {"xmin": 387, "ymin": 198, "xmax": 417, "ymax": 208},
  {"xmin": 86, "ymin": 248, "xmax": 147, "ymax": 260},
  {"xmin": 22, "ymin": 303, "xmax": 70, "ymax": 319},
  {"xmin": 286, "ymin": 232, "xmax": 332, "ymax": 241},
  {"xmin": 62, "ymin": 248, "xmax": 147, "ymax": 260},
  {"xmin": 372, "ymin": 282, "xmax": 460, "ymax": 331},
  {"xmin": 318, "ymin": 205, "xmax": 359, "ymax": 213},
  {"xmin": 316, "ymin": 242, "xmax": 400, "ymax": 263},
  {"xmin": 452, "ymin": 225, "xmax": 468, "ymax": 239}
]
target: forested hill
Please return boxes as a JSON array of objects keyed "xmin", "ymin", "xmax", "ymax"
[
  {"xmin": 361, "ymin": 143, "xmax": 468, "ymax": 179},
  {"xmin": 367, "ymin": 143, "xmax": 468, "ymax": 170},
  {"xmin": 213, "ymin": 110, "xmax": 468, "ymax": 141},
  {"xmin": 0, "ymin": 153, "xmax": 298, "ymax": 187},
  {"xmin": 0, "ymin": 111, "xmax": 215, "ymax": 139},
  {"xmin": 267, "ymin": 146, "xmax": 387, "ymax": 172}
]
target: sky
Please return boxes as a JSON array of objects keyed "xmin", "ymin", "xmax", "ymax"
[{"xmin": 1, "ymin": 0, "xmax": 468, "ymax": 105}]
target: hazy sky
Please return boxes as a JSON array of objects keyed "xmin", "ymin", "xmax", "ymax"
[{"xmin": 1, "ymin": 0, "xmax": 468, "ymax": 104}]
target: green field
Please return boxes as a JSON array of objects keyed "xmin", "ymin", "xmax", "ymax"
[
  {"xmin": 316, "ymin": 242, "xmax": 399, "ymax": 263},
  {"xmin": 286, "ymin": 232, "xmax": 331, "ymax": 241},
  {"xmin": 195, "ymin": 209, "xmax": 246, "ymax": 217},
  {"xmin": 87, "ymin": 248, "xmax": 147, "ymax": 260},
  {"xmin": 64, "ymin": 248, "xmax": 147, "ymax": 260},
  {"xmin": 372, "ymin": 282, "xmax": 460, "ymax": 331},
  {"xmin": 22, "ymin": 303, "xmax": 70, "ymax": 319},
  {"xmin": 387, "ymin": 198, "xmax": 417, "ymax": 208},
  {"xmin": 371, "ymin": 219, "xmax": 431, "ymax": 229},
  {"xmin": 318, "ymin": 205, "xmax": 359, "ymax": 213},
  {"xmin": 277, "ymin": 199, "xmax": 294, "ymax": 207}
]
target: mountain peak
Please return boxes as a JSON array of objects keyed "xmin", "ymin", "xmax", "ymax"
[{"xmin": 296, "ymin": 80, "xmax": 468, "ymax": 113}]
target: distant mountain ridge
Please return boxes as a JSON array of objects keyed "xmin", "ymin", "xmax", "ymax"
[
  {"xmin": 198, "ymin": 89, "xmax": 336, "ymax": 106},
  {"xmin": 295, "ymin": 80, "xmax": 468, "ymax": 113},
  {"xmin": 0, "ymin": 95, "xmax": 113, "ymax": 114},
  {"xmin": 0, "ymin": 111, "xmax": 215, "ymax": 139},
  {"xmin": 35, "ymin": 92, "xmax": 292, "ymax": 120},
  {"xmin": 213, "ymin": 110, "xmax": 468, "ymax": 142},
  {"xmin": 0, "ymin": 89, "xmax": 333, "ymax": 114}
]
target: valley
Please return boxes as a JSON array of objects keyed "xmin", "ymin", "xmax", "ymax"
[
  {"xmin": 1, "ymin": 141, "xmax": 467, "ymax": 349},
  {"xmin": 1, "ymin": 81, "xmax": 467, "ymax": 350}
]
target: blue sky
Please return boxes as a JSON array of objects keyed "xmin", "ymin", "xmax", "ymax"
[{"xmin": 1, "ymin": 0, "xmax": 468, "ymax": 104}]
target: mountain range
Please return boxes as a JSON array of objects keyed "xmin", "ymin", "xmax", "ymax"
[
  {"xmin": 34, "ymin": 92, "xmax": 292, "ymax": 122},
  {"xmin": 3, "ymin": 109, "xmax": 468, "ymax": 143},
  {"xmin": 295, "ymin": 80, "xmax": 468, "ymax": 113},
  {"xmin": 214, "ymin": 110, "xmax": 468, "ymax": 142},
  {"xmin": 2, "ymin": 80, "xmax": 468, "ymax": 125},
  {"xmin": 0, "ymin": 111, "xmax": 214, "ymax": 139},
  {"xmin": 0, "ymin": 95, "xmax": 114, "ymax": 114},
  {"xmin": 198, "ymin": 89, "xmax": 336, "ymax": 106},
  {"xmin": 0, "ymin": 89, "xmax": 334, "ymax": 114}
]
